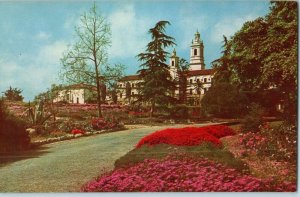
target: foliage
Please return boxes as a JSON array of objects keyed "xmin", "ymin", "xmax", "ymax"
[
  {"xmin": 241, "ymin": 103, "xmax": 264, "ymax": 132},
  {"xmin": 137, "ymin": 21, "xmax": 176, "ymax": 117},
  {"xmin": 82, "ymin": 155, "xmax": 295, "ymax": 192},
  {"xmin": 0, "ymin": 99, "xmax": 30, "ymax": 153},
  {"xmin": 201, "ymin": 82, "xmax": 248, "ymax": 118},
  {"xmin": 168, "ymin": 104, "xmax": 189, "ymax": 119},
  {"xmin": 71, "ymin": 129, "xmax": 85, "ymax": 135},
  {"xmin": 227, "ymin": 1, "xmax": 296, "ymax": 120},
  {"xmin": 177, "ymin": 58, "xmax": 190, "ymax": 103},
  {"xmin": 34, "ymin": 84, "xmax": 63, "ymax": 103},
  {"xmin": 2, "ymin": 86, "xmax": 24, "ymax": 101},
  {"xmin": 60, "ymin": 3, "xmax": 124, "ymax": 117},
  {"xmin": 136, "ymin": 125, "xmax": 235, "ymax": 148},
  {"xmin": 90, "ymin": 117, "xmax": 119, "ymax": 130},
  {"xmin": 239, "ymin": 122, "xmax": 296, "ymax": 162}
]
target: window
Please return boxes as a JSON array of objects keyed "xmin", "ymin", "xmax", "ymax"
[
  {"xmin": 196, "ymin": 79, "xmax": 199, "ymax": 83},
  {"xmin": 194, "ymin": 49, "xmax": 197, "ymax": 56},
  {"xmin": 172, "ymin": 61, "xmax": 174, "ymax": 66},
  {"xmin": 132, "ymin": 83, "xmax": 134, "ymax": 88},
  {"xmin": 76, "ymin": 97, "xmax": 79, "ymax": 104},
  {"xmin": 120, "ymin": 93, "xmax": 122, "ymax": 98},
  {"xmin": 190, "ymin": 79, "xmax": 193, "ymax": 84},
  {"xmin": 204, "ymin": 78, "xmax": 207, "ymax": 83},
  {"xmin": 119, "ymin": 84, "xmax": 122, "ymax": 88}
]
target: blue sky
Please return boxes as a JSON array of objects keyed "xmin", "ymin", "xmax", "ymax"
[{"xmin": 0, "ymin": 0, "xmax": 270, "ymax": 101}]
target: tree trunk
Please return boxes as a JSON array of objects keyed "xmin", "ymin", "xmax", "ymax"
[
  {"xmin": 150, "ymin": 100, "xmax": 155, "ymax": 118},
  {"xmin": 95, "ymin": 65, "xmax": 102, "ymax": 118}
]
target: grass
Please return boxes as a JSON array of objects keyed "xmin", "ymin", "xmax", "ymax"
[{"xmin": 115, "ymin": 143, "xmax": 249, "ymax": 174}]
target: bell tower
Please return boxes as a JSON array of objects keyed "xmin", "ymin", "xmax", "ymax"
[
  {"xmin": 169, "ymin": 48, "xmax": 179, "ymax": 79},
  {"xmin": 190, "ymin": 30, "xmax": 205, "ymax": 70}
]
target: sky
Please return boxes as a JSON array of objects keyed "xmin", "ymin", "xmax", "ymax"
[{"xmin": 0, "ymin": 0, "xmax": 270, "ymax": 101}]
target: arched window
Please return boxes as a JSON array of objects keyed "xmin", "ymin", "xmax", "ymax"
[
  {"xmin": 204, "ymin": 78, "xmax": 207, "ymax": 83},
  {"xmin": 172, "ymin": 61, "xmax": 175, "ymax": 66},
  {"xmin": 194, "ymin": 49, "xmax": 197, "ymax": 56}
]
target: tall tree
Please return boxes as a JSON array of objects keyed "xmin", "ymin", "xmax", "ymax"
[
  {"xmin": 2, "ymin": 86, "xmax": 24, "ymax": 101},
  {"xmin": 137, "ymin": 21, "xmax": 176, "ymax": 117},
  {"xmin": 60, "ymin": 3, "xmax": 123, "ymax": 117},
  {"xmin": 202, "ymin": 36, "xmax": 248, "ymax": 118},
  {"xmin": 177, "ymin": 58, "xmax": 189, "ymax": 104},
  {"xmin": 229, "ymin": 1, "xmax": 297, "ymax": 120}
]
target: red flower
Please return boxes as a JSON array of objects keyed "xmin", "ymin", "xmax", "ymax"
[{"xmin": 71, "ymin": 129, "xmax": 85, "ymax": 135}]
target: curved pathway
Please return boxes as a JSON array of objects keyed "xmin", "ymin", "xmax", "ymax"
[{"xmin": 0, "ymin": 123, "xmax": 217, "ymax": 192}]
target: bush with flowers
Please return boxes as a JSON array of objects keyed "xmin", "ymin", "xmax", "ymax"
[
  {"xmin": 136, "ymin": 125, "xmax": 235, "ymax": 148},
  {"xmin": 71, "ymin": 129, "xmax": 85, "ymax": 135},
  {"xmin": 91, "ymin": 117, "xmax": 120, "ymax": 131},
  {"xmin": 239, "ymin": 122, "xmax": 296, "ymax": 162},
  {"xmin": 82, "ymin": 155, "xmax": 296, "ymax": 192}
]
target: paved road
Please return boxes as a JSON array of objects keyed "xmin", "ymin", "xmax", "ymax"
[{"xmin": 0, "ymin": 123, "xmax": 216, "ymax": 192}]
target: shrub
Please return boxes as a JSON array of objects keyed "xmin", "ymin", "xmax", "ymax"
[
  {"xmin": 239, "ymin": 122, "xmax": 297, "ymax": 162},
  {"xmin": 71, "ymin": 129, "xmax": 85, "ymax": 135},
  {"xmin": 241, "ymin": 103, "xmax": 264, "ymax": 132},
  {"xmin": 0, "ymin": 99, "xmax": 30, "ymax": 153},
  {"xmin": 91, "ymin": 118, "xmax": 118, "ymax": 130},
  {"xmin": 201, "ymin": 125, "xmax": 235, "ymax": 138},
  {"xmin": 168, "ymin": 104, "xmax": 189, "ymax": 119},
  {"xmin": 201, "ymin": 82, "xmax": 248, "ymax": 118},
  {"xmin": 136, "ymin": 125, "xmax": 235, "ymax": 148}
]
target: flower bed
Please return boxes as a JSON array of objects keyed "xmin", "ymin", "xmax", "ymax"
[
  {"xmin": 82, "ymin": 156, "xmax": 296, "ymax": 192},
  {"xmin": 71, "ymin": 129, "xmax": 85, "ymax": 135},
  {"xmin": 136, "ymin": 125, "xmax": 235, "ymax": 148},
  {"xmin": 91, "ymin": 118, "xmax": 118, "ymax": 130}
]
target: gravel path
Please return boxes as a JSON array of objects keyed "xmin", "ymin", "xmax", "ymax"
[{"xmin": 0, "ymin": 123, "xmax": 216, "ymax": 192}]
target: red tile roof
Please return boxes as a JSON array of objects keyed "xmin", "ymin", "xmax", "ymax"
[
  {"xmin": 119, "ymin": 75, "xmax": 141, "ymax": 81},
  {"xmin": 187, "ymin": 69, "xmax": 214, "ymax": 76},
  {"xmin": 67, "ymin": 83, "xmax": 97, "ymax": 90}
]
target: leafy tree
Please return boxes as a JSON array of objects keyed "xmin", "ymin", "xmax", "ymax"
[
  {"xmin": 137, "ymin": 21, "xmax": 176, "ymax": 117},
  {"xmin": 2, "ymin": 86, "xmax": 24, "ymax": 101},
  {"xmin": 177, "ymin": 58, "xmax": 189, "ymax": 104},
  {"xmin": 202, "ymin": 36, "xmax": 247, "ymax": 118},
  {"xmin": 201, "ymin": 82, "xmax": 248, "ymax": 118},
  {"xmin": 229, "ymin": 1, "xmax": 297, "ymax": 120},
  {"xmin": 211, "ymin": 35, "xmax": 233, "ymax": 84},
  {"xmin": 60, "ymin": 3, "xmax": 124, "ymax": 117}
]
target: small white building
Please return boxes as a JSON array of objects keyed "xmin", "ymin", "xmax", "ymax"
[{"xmin": 53, "ymin": 83, "xmax": 97, "ymax": 104}]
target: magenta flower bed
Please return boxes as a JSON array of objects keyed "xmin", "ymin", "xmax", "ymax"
[
  {"xmin": 136, "ymin": 125, "xmax": 235, "ymax": 148},
  {"xmin": 82, "ymin": 156, "xmax": 296, "ymax": 192}
]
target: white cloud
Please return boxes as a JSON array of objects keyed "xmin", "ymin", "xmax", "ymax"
[
  {"xmin": 178, "ymin": 15, "xmax": 208, "ymax": 50},
  {"xmin": 107, "ymin": 5, "xmax": 151, "ymax": 59},
  {"xmin": 36, "ymin": 31, "xmax": 51, "ymax": 41},
  {"xmin": 210, "ymin": 15, "xmax": 257, "ymax": 43},
  {"xmin": 0, "ymin": 41, "xmax": 68, "ymax": 101}
]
